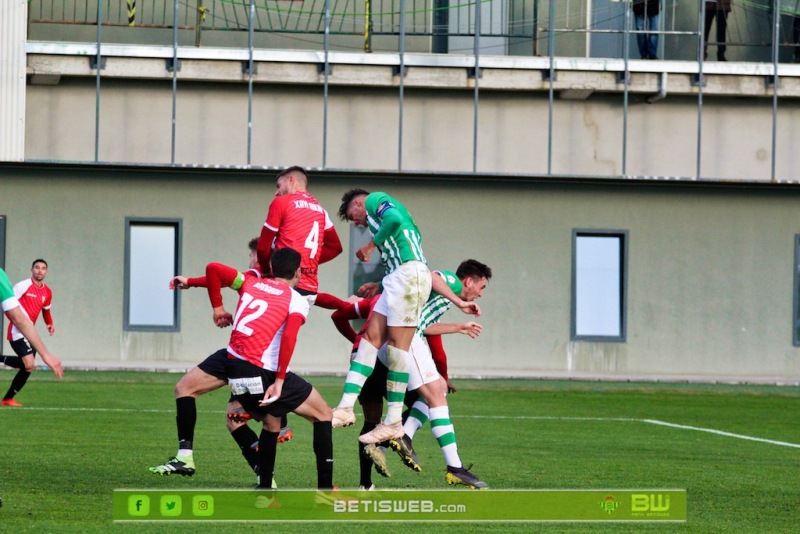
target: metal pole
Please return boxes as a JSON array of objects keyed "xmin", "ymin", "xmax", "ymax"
[
  {"xmin": 323, "ymin": 0, "xmax": 331, "ymax": 168},
  {"xmin": 696, "ymin": 0, "xmax": 706, "ymax": 180},
  {"xmin": 771, "ymin": 0, "xmax": 781, "ymax": 182},
  {"xmin": 171, "ymin": 0, "xmax": 179, "ymax": 164},
  {"xmin": 547, "ymin": 0, "xmax": 555, "ymax": 175},
  {"xmin": 195, "ymin": 0, "xmax": 204, "ymax": 47},
  {"xmin": 621, "ymin": 0, "xmax": 630, "ymax": 176},
  {"xmin": 247, "ymin": 0, "xmax": 255, "ymax": 166},
  {"xmin": 472, "ymin": 0, "xmax": 481, "ymax": 173},
  {"xmin": 94, "ymin": 0, "xmax": 102, "ymax": 162},
  {"xmin": 398, "ymin": 0, "xmax": 406, "ymax": 171},
  {"xmin": 532, "ymin": 0, "xmax": 539, "ymax": 56},
  {"xmin": 364, "ymin": 0, "xmax": 372, "ymax": 52}
]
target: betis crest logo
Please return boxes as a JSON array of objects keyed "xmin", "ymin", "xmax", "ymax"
[{"xmin": 599, "ymin": 495, "xmax": 621, "ymax": 515}]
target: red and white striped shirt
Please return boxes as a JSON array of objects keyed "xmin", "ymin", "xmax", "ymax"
[{"xmin": 7, "ymin": 278, "xmax": 53, "ymax": 341}]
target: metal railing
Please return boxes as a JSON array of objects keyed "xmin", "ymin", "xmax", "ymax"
[
  {"xmin": 21, "ymin": 1, "xmax": 800, "ymax": 179},
  {"xmin": 25, "ymin": 1, "xmax": 800, "ymax": 58}
]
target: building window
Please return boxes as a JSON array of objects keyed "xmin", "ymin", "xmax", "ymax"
[
  {"xmin": 124, "ymin": 218, "xmax": 181, "ymax": 331},
  {"xmin": 572, "ymin": 230, "xmax": 628, "ymax": 342},
  {"xmin": 794, "ymin": 235, "xmax": 800, "ymax": 346}
]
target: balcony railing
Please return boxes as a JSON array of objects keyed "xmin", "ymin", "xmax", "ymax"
[{"xmin": 25, "ymin": 1, "xmax": 800, "ymax": 61}]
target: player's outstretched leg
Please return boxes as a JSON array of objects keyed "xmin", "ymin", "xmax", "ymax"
[{"xmin": 333, "ymin": 340, "xmax": 380, "ymax": 428}]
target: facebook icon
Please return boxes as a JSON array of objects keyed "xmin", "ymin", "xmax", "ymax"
[{"xmin": 128, "ymin": 495, "xmax": 150, "ymax": 516}]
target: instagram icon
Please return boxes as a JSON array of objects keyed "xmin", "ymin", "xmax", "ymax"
[{"xmin": 192, "ymin": 495, "xmax": 214, "ymax": 517}]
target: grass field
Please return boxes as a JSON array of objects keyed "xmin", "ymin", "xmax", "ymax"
[{"xmin": 0, "ymin": 370, "xmax": 798, "ymax": 532}]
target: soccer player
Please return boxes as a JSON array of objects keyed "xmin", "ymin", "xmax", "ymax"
[
  {"xmin": 257, "ymin": 166, "xmax": 342, "ymax": 300},
  {"xmin": 210, "ymin": 248, "xmax": 336, "ymax": 491},
  {"xmin": 388, "ymin": 260, "xmax": 492, "ymax": 489},
  {"xmin": 332, "ymin": 189, "xmax": 479, "ymax": 444},
  {"xmin": 356, "ymin": 261, "xmax": 492, "ymax": 489},
  {"xmin": 149, "ymin": 238, "xmax": 291, "ymax": 480},
  {"xmin": 0, "ymin": 266, "xmax": 63, "ymax": 387},
  {"xmin": 1, "ymin": 259, "xmax": 62, "ymax": 406}
]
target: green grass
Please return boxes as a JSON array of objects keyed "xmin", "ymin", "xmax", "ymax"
[{"xmin": 0, "ymin": 370, "xmax": 798, "ymax": 532}]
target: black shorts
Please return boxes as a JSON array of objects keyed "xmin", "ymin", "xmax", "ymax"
[
  {"xmin": 226, "ymin": 357, "xmax": 313, "ymax": 418},
  {"xmin": 10, "ymin": 338, "xmax": 34, "ymax": 358},
  {"xmin": 197, "ymin": 348, "xmax": 229, "ymax": 381},
  {"xmin": 358, "ymin": 359, "xmax": 420, "ymax": 408}
]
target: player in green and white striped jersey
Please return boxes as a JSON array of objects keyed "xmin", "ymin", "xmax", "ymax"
[
  {"xmin": 384, "ymin": 260, "xmax": 492, "ymax": 489},
  {"xmin": 332, "ymin": 189, "xmax": 480, "ymax": 445}
]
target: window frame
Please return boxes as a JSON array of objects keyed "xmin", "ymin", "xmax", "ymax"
[
  {"xmin": 793, "ymin": 234, "xmax": 800, "ymax": 346},
  {"xmin": 123, "ymin": 217, "xmax": 182, "ymax": 332},
  {"xmin": 571, "ymin": 229, "xmax": 628, "ymax": 343}
]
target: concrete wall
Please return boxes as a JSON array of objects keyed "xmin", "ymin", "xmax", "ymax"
[
  {"xmin": 24, "ymin": 74, "xmax": 800, "ymax": 181},
  {"xmin": 1, "ymin": 163, "xmax": 799, "ymax": 382}
]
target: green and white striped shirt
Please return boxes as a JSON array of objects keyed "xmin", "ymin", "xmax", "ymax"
[
  {"xmin": 417, "ymin": 270, "xmax": 462, "ymax": 336},
  {"xmin": 365, "ymin": 192, "xmax": 426, "ymax": 274}
]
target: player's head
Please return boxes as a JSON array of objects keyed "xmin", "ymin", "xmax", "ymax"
[
  {"xmin": 275, "ymin": 166, "xmax": 308, "ymax": 196},
  {"xmin": 248, "ymin": 237, "xmax": 259, "ymax": 271},
  {"xmin": 271, "ymin": 247, "xmax": 301, "ymax": 286},
  {"xmin": 31, "ymin": 259, "xmax": 48, "ymax": 282},
  {"xmin": 339, "ymin": 188, "xmax": 370, "ymax": 226},
  {"xmin": 456, "ymin": 259, "xmax": 492, "ymax": 302}
]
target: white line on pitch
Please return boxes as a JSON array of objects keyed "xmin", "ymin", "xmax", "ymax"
[
  {"xmin": 642, "ymin": 419, "xmax": 800, "ymax": 449},
  {"xmin": 6, "ymin": 409, "xmax": 799, "ymax": 449},
  {"xmin": 460, "ymin": 415, "xmax": 800, "ymax": 448}
]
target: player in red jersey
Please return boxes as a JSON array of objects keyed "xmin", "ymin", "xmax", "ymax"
[
  {"xmin": 1, "ymin": 259, "xmax": 61, "ymax": 407},
  {"xmin": 150, "ymin": 239, "xmax": 290, "ymax": 481},
  {"xmin": 257, "ymin": 166, "xmax": 342, "ymax": 299},
  {"xmin": 211, "ymin": 248, "xmax": 336, "ymax": 491}
]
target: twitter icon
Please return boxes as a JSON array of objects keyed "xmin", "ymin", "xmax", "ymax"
[{"xmin": 160, "ymin": 495, "xmax": 182, "ymax": 517}]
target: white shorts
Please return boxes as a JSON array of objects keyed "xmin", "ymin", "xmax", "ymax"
[
  {"xmin": 373, "ymin": 261, "xmax": 432, "ymax": 328},
  {"xmin": 376, "ymin": 335, "xmax": 440, "ymax": 392}
]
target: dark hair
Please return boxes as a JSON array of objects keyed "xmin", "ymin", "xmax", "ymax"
[
  {"xmin": 276, "ymin": 166, "xmax": 308, "ymax": 186},
  {"xmin": 271, "ymin": 248, "xmax": 301, "ymax": 279},
  {"xmin": 32, "ymin": 259, "xmax": 48, "ymax": 268},
  {"xmin": 338, "ymin": 188, "xmax": 370, "ymax": 221},
  {"xmin": 456, "ymin": 259, "xmax": 492, "ymax": 282},
  {"xmin": 248, "ymin": 237, "xmax": 259, "ymax": 252}
]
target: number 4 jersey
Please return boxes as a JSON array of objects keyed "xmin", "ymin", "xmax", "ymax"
[{"xmin": 264, "ymin": 191, "xmax": 338, "ymax": 293}]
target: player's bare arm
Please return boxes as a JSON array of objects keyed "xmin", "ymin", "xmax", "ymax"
[
  {"xmin": 431, "ymin": 272, "xmax": 481, "ymax": 317},
  {"xmin": 358, "ymin": 281, "xmax": 381, "ymax": 297},
  {"xmin": 425, "ymin": 321, "xmax": 482, "ymax": 339},
  {"xmin": 356, "ymin": 240, "xmax": 377, "ymax": 262},
  {"xmin": 6, "ymin": 307, "xmax": 63, "ymax": 379}
]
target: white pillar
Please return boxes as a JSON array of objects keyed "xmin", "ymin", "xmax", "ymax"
[{"xmin": 0, "ymin": 0, "xmax": 27, "ymax": 162}]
